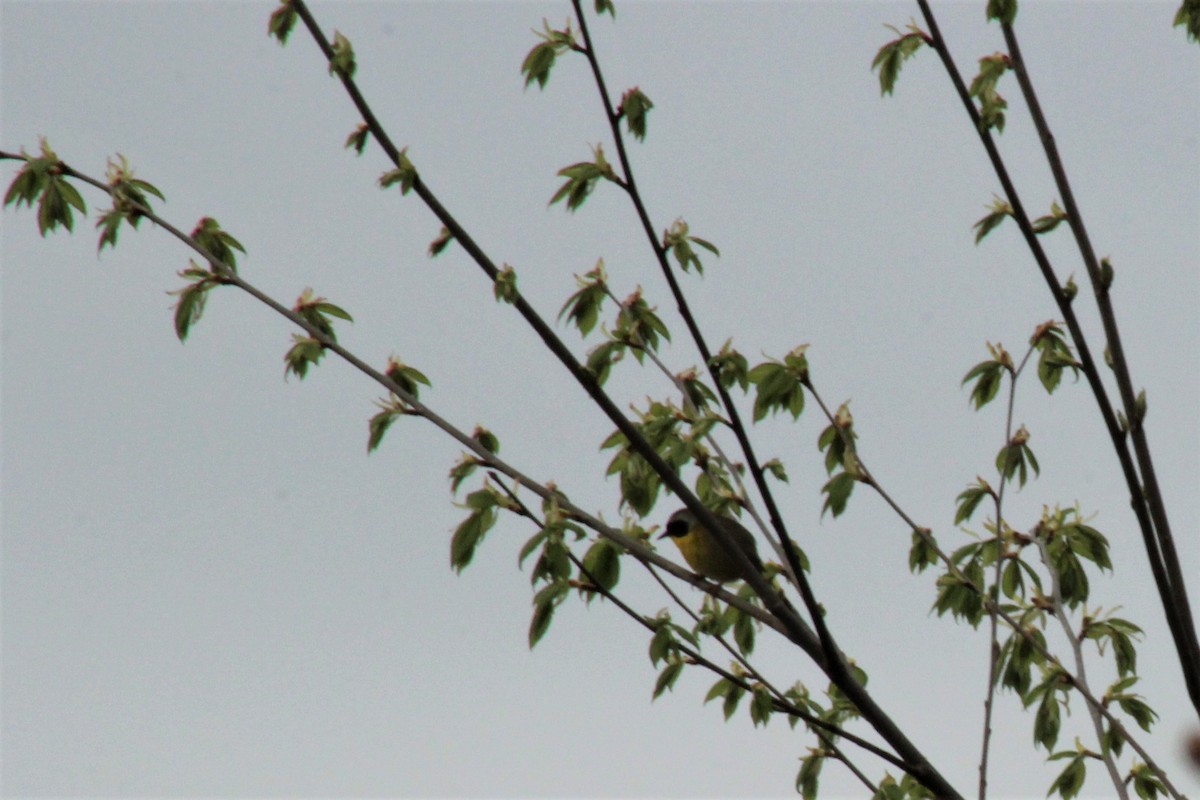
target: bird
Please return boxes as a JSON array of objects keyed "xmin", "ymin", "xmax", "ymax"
[{"xmin": 658, "ymin": 507, "xmax": 764, "ymax": 583}]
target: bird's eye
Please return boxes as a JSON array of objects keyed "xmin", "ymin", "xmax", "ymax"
[{"xmin": 666, "ymin": 520, "xmax": 688, "ymax": 537}]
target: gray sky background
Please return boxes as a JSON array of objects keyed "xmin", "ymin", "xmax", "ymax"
[{"xmin": 2, "ymin": 1, "xmax": 1198, "ymax": 797}]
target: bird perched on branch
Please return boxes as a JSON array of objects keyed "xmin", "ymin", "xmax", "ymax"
[{"xmin": 658, "ymin": 507, "xmax": 764, "ymax": 583}]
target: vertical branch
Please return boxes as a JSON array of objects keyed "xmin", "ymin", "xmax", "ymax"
[{"xmin": 978, "ymin": 345, "xmax": 1034, "ymax": 799}]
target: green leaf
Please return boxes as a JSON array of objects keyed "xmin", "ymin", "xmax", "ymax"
[
  {"xmin": 268, "ymin": 2, "xmax": 298, "ymax": 44},
  {"xmin": 385, "ymin": 358, "xmax": 431, "ymax": 400},
  {"xmin": 821, "ymin": 472, "xmax": 856, "ymax": 518},
  {"xmin": 996, "ymin": 426, "xmax": 1038, "ymax": 487},
  {"xmin": 954, "ymin": 480, "xmax": 992, "ymax": 524},
  {"xmin": 871, "ymin": 25, "xmax": 928, "ymax": 96},
  {"xmin": 329, "ymin": 30, "xmax": 356, "ymax": 78},
  {"xmin": 1130, "ymin": 762, "xmax": 1167, "ymax": 799},
  {"xmin": 1032, "ymin": 200, "xmax": 1067, "ymax": 234},
  {"xmin": 731, "ymin": 606, "xmax": 756, "ymax": 655},
  {"xmin": 549, "ymin": 146, "xmax": 614, "ymax": 211},
  {"xmin": 345, "ymin": 123, "xmax": 371, "ymax": 155},
  {"xmin": 558, "ymin": 261, "xmax": 607, "ymax": 337},
  {"xmin": 191, "ymin": 216, "xmax": 245, "ymax": 273},
  {"xmin": 652, "ymin": 658, "xmax": 683, "ymax": 699},
  {"xmin": 521, "ymin": 41, "xmax": 558, "ymax": 89},
  {"xmin": 619, "ymin": 87, "xmax": 653, "ymax": 140},
  {"xmin": 1033, "ymin": 684, "xmax": 1062, "ymax": 750},
  {"xmin": 961, "ymin": 359, "xmax": 1004, "ymax": 409},
  {"xmin": 528, "ymin": 580, "xmax": 569, "ymax": 648},
  {"xmin": 1176, "ymin": 0, "xmax": 1200, "ymax": 42},
  {"xmin": 704, "ymin": 677, "xmax": 732, "ymax": 705},
  {"xmin": 795, "ymin": 750, "xmax": 824, "ymax": 799},
  {"xmin": 973, "ymin": 196, "xmax": 1013, "ymax": 243},
  {"xmin": 615, "ymin": 290, "xmax": 670, "ymax": 357},
  {"xmin": 594, "ymin": 0, "xmax": 615, "ymax": 16},
  {"xmin": 472, "ymin": 426, "xmax": 500, "ymax": 455},
  {"xmin": 986, "ymin": 0, "xmax": 1018, "ymax": 25},
  {"xmin": 662, "ymin": 218, "xmax": 719, "ymax": 274},
  {"xmin": 428, "ymin": 225, "xmax": 454, "ymax": 257},
  {"xmin": 379, "ymin": 148, "xmax": 418, "ymax": 195},
  {"xmin": 1033, "ymin": 322, "xmax": 1081, "ymax": 394},
  {"xmin": 494, "ymin": 264, "xmax": 519, "ymax": 304},
  {"xmin": 762, "ymin": 458, "xmax": 788, "ymax": 483},
  {"xmin": 367, "ymin": 406, "xmax": 401, "ymax": 452},
  {"xmin": 283, "ymin": 334, "xmax": 326, "ymax": 380},
  {"xmin": 908, "ymin": 529, "xmax": 938, "ymax": 573},
  {"xmin": 293, "ymin": 287, "xmax": 352, "ymax": 343},
  {"xmin": 722, "ymin": 682, "xmax": 744, "ymax": 720},
  {"xmin": 748, "ymin": 352, "xmax": 807, "ymax": 421},
  {"xmin": 168, "ymin": 262, "xmax": 223, "ymax": 341},
  {"xmin": 1046, "ymin": 753, "xmax": 1085, "ymax": 799},
  {"xmin": 581, "ymin": 538, "xmax": 621, "ymax": 593},
  {"xmin": 749, "ymin": 684, "xmax": 773, "ymax": 726},
  {"xmin": 584, "ymin": 339, "xmax": 626, "ymax": 385},
  {"xmin": 709, "ymin": 340, "xmax": 749, "ymax": 391},
  {"xmin": 448, "ymin": 454, "xmax": 480, "ymax": 494},
  {"xmin": 968, "ymin": 53, "xmax": 1010, "ymax": 132},
  {"xmin": 450, "ymin": 497, "xmax": 499, "ymax": 573}
]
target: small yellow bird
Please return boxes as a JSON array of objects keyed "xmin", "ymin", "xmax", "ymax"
[{"xmin": 658, "ymin": 508, "xmax": 764, "ymax": 583}]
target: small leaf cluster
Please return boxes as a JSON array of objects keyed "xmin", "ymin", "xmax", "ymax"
[
  {"xmin": 662, "ymin": 218, "xmax": 719, "ymax": 274},
  {"xmin": 96, "ymin": 154, "xmax": 165, "ymax": 252},
  {"xmin": 379, "ymin": 148, "xmax": 418, "ymax": 195},
  {"xmin": 1031, "ymin": 321, "xmax": 1081, "ymax": 393},
  {"xmin": 344, "ymin": 123, "xmax": 371, "ymax": 156},
  {"xmin": 521, "ymin": 19, "xmax": 579, "ymax": 90},
  {"xmin": 3, "ymin": 139, "xmax": 86, "ymax": 236},
  {"xmin": 973, "ymin": 195, "xmax": 1013, "ymax": 243},
  {"xmin": 995, "ymin": 424, "xmax": 1039, "ymax": 488},
  {"xmin": 613, "ymin": 288, "xmax": 670, "ymax": 358},
  {"xmin": 550, "ymin": 143, "xmax": 616, "ymax": 211},
  {"xmin": 494, "ymin": 264, "xmax": 519, "ymax": 304},
  {"xmin": 558, "ymin": 260, "xmax": 608, "ymax": 338},
  {"xmin": 367, "ymin": 358, "xmax": 432, "ymax": 451},
  {"xmin": 559, "ymin": 266, "xmax": 673, "ymax": 386},
  {"xmin": 747, "ymin": 345, "xmax": 808, "ymax": 422},
  {"xmin": 267, "ymin": 1, "xmax": 297, "ymax": 45},
  {"xmin": 617, "ymin": 86, "xmax": 654, "ymax": 140},
  {"xmin": 169, "ymin": 217, "xmax": 245, "ymax": 341},
  {"xmin": 961, "ymin": 341, "xmax": 1013, "ymax": 410},
  {"xmin": 968, "ymin": 52, "xmax": 1010, "ymax": 132},
  {"xmin": 328, "ymin": 31, "xmax": 356, "ymax": 78},
  {"xmin": 792, "ymin": 667, "xmax": 872, "ymax": 797},
  {"xmin": 521, "ymin": 495, "xmax": 590, "ymax": 648},
  {"xmin": 284, "ymin": 288, "xmax": 353, "ymax": 380},
  {"xmin": 601, "ymin": 399, "xmax": 704, "ymax": 516},
  {"xmin": 191, "ymin": 216, "xmax": 246, "ymax": 274},
  {"xmin": 170, "ymin": 262, "xmax": 228, "ymax": 342},
  {"xmin": 647, "ymin": 611, "xmax": 699, "ymax": 699},
  {"xmin": 445, "ymin": 427, "xmax": 500, "ymax": 491},
  {"xmin": 871, "ymin": 23, "xmax": 929, "ymax": 96},
  {"xmin": 1032, "ymin": 200, "xmax": 1068, "ymax": 235},
  {"xmin": 817, "ymin": 402, "xmax": 861, "ymax": 518}
]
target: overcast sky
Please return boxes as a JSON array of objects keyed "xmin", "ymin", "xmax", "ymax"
[{"xmin": 2, "ymin": 1, "xmax": 1198, "ymax": 797}]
